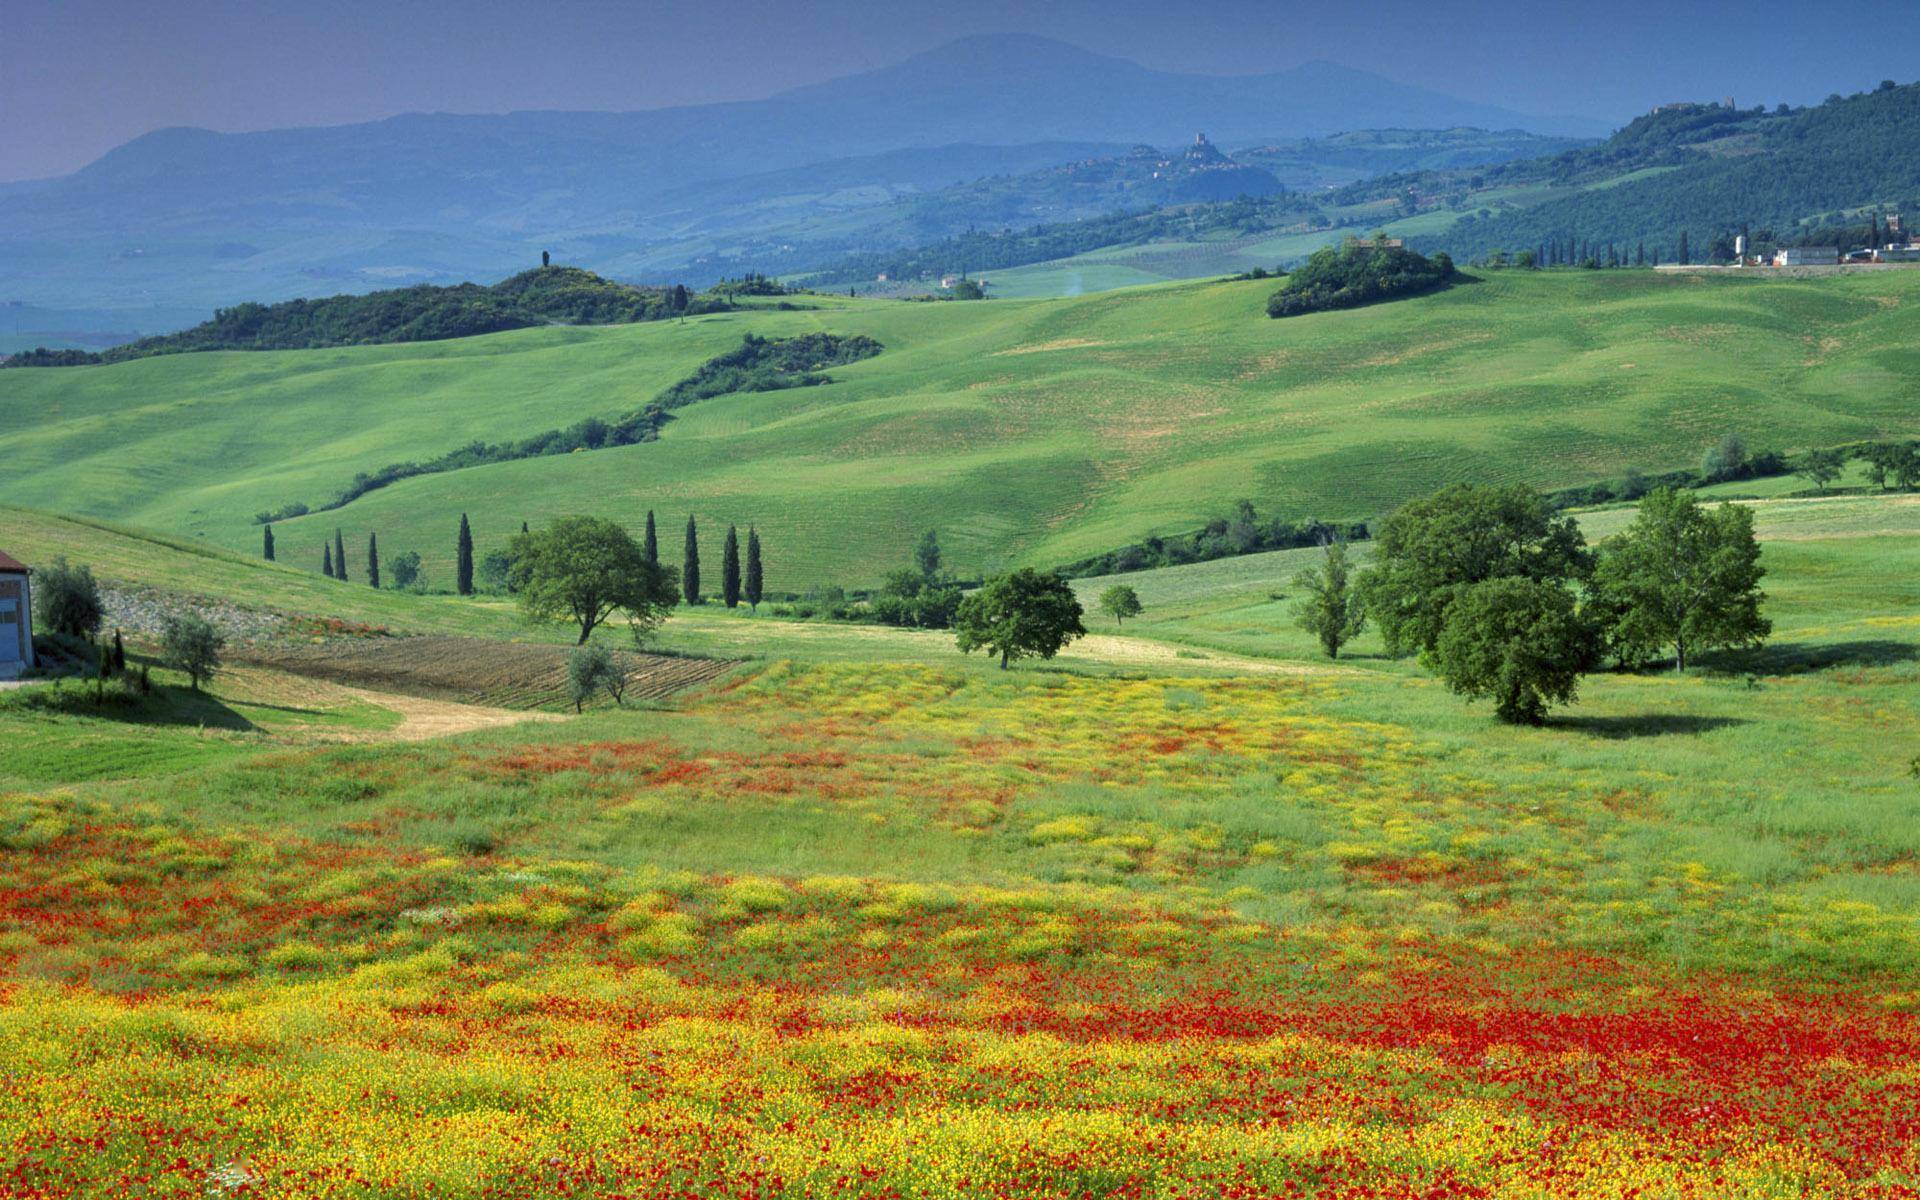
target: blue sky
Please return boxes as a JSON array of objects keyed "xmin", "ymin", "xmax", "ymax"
[{"xmin": 5, "ymin": 0, "xmax": 1912, "ymax": 180}]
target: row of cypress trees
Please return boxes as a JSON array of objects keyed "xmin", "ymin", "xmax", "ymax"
[
  {"xmin": 265, "ymin": 510, "xmax": 765, "ymax": 608},
  {"xmin": 658, "ymin": 510, "xmax": 761, "ymax": 609}
]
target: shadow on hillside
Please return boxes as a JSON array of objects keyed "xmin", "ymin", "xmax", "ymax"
[
  {"xmin": 1552, "ymin": 713, "xmax": 1748, "ymax": 740},
  {"xmin": 1705, "ymin": 640, "xmax": 1920, "ymax": 675}
]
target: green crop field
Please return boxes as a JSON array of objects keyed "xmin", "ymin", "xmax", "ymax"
[{"xmin": 3, "ymin": 270, "xmax": 1918, "ymax": 595}]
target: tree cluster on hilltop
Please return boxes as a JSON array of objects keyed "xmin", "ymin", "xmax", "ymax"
[{"xmin": 1266, "ymin": 239, "xmax": 1456, "ymax": 318}]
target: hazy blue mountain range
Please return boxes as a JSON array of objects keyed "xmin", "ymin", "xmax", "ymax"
[{"xmin": 0, "ymin": 34, "xmax": 1605, "ymax": 338}]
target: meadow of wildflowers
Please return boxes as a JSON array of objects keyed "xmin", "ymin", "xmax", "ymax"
[{"xmin": 3, "ymin": 653, "xmax": 1918, "ymax": 1197}]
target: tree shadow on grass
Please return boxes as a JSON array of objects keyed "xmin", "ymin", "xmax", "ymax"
[
  {"xmin": 1551, "ymin": 713, "xmax": 1750, "ymax": 740},
  {"xmin": 1703, "ymin": 640, "xmax": 1920, "ymax": 675},
  {"xmin": 4, "ymin": 678, "xmax": 261, "ymax": 733}
]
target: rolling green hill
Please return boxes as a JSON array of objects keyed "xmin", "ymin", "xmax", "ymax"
[{"xmin": 3, "ymin": 269, "xmax": 1917, "ymax": 590}]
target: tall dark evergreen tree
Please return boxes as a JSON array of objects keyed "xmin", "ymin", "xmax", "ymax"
[
  {"xmin": 263, "ymin": 525, "xmax": 275, "ymax": 561},
  {"xmin": 1678, "ymin": 230, "xmax": 1691, "ymax": 265},
  {"xmin": 521, "ymin": 521, "xmax": 529, "ymax": 534},
  {"xmin": 456, "ymin": 514, "xmax": 475, "ymax": 596},
  {"xmin": 367, "ymin": 533, "xmax": 380, "ymax": 589},
  {"xmin": 682, "ymin": 516, "xmax": 701, "ymax": 605},
  {"xmin": 722, "ymin": 525, "xmax": 742, "ymax": 609},
  {"xmin": 323, "ymin": 543, "xmax": 333, "ymax": 578},
  {"xmin": 643, "ymin": 511, "xmax": 658, "ymax": 564},
  {"xmin": 334, "ymin": 530, "xmax": 348, "ymax": 581},
  {"xmin": 745, "ymin": 527, "xmax": 763, "ymax": 612}
]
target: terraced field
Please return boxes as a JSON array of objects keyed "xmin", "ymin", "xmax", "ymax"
[{"xmin": 4, "ymin": 269, "xmax": 1917, "ymax": 588}]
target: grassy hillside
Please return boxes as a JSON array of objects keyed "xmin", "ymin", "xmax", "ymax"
[{"xmin": 4, "ymin": 269, "xmax": 1918, "ymax": 588}]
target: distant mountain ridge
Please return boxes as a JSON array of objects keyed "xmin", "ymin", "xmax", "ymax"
[{"xmin": 0, "ymin": 34, "xmax": 1605, "ymax": 327}]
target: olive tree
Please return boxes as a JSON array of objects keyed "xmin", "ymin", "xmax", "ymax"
[{"xmin": 161, "ymin": 613, "xmax": 225, "ymax": 692}]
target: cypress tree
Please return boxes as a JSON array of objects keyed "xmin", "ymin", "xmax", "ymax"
[
  {"xmin": 643, "ymin": 510, "xmax": 658, "ymax": 564},
  {"xmin": 745, "ymin": 527, "xmax": 763, "ymax": 612},
  {"xmin": 367, "ymin": 533, "xmax": 380, "ymax": 589},
  {"xmin": 263, "ymin": 524, "xmax": 276, "ymax": 561},
  {"xmin": 334, "ymin": 530, "xmax": 348, "ymax": 581},
  {"xmin": 521, "ymin": 521, "xmax": 529, "ymax": 534},
  {"xmin": 456, "ymin": 514, "xmax": 474, "ymax": 595},
  {"xmin": 722, "ymin": 525, "xmax": 742, "ymax": 609},
  {"xmin": 112, "ymin": 629, "xmax": 126, "ymax": 672},
  {"xmin": 682, "ymin": 516, "xmax": 701, "ymax": 605},
  {"xmin": 323, "ymin": 543, "xmax": 333, "ymax": 578},
  {"xmin": 1678, "ymin": 230, "xmax": 1690, "ymax": 265}
]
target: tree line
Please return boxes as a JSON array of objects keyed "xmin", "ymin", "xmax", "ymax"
[
  {"xmin": 272, "ymin": 509, "xmax": 765, "ymax": 617},
  {"xmin": 1291, "ymin": 482, "xmax": 1768, "ymax": 723},
  {"xmin": 252, "ymin": 333, "xmax": 882, "ymax": 522}
]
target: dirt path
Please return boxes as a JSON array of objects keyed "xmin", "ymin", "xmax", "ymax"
[
  {"xmin": 1065, "ymin": 634, "xmax": 1348, "ymax": 675},
  {"xmin": 337, "ymin": 686, "xmax": 565, "ymax": 741}
]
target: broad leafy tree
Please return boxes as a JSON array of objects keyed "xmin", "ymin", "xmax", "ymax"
[
  {"xmin": 565, "ymin": 643, "xmax": 627, "ymax": 712},
  {"xmin": 390, "ymin": 551, "xmax": 423, "ymax": 590},
  {"xmin": 1359, "ymin": 483, "xmax": 1589, "ymax": 659},
  {"xmin": 1292, "ymin": 541, "xmax": 1366, "ymax": 658},
  {"xmin": 1431, "ymin": 577, "xmax": 1600, "ymax": 725},
  {"xmin": 955, "ymin": 569, "xmax": 1086, "ymax": 669},
  {"xmin": 1591, "ymin": 488, "xmax": 1769, "ymax": 672},
  {"xmin": 1798, "ymin": 448, "xmax": 1844, "ymax": 492},
  {"xmin": 1098, "ymin": 584, "xmax": 1143, "ymax": 627},
  {"xmin": 509, "ymin": 516, "xmax": 677, "ymax": 644}
]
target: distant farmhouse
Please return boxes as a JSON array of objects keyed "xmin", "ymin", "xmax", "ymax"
[{"xmin": 0, "ymin": 549, "xmax": 34, "ymax": 679}]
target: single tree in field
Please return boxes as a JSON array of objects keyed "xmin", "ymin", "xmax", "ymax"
[
  {"xmin": 390, "ymin": 551, "xmax": 423, "ymax": 590},
  {"xmin": 334, "ymin": 530, "xmax": 348, "ymax": 582},
  {"xmin": 263, "ymin": 525, "xmax": 275, "ymax": 561},
  {"xmin": 682, "ymin": 516, "xmax": 701, "ymax": 604},
  {"xmin": 456, "ymin": 513, "xmax": 474, "ymax": 595},
  {"xmin": 366, "ymin": 533, "xmax": 380, "ymax": 589},
  {"xmin": 721, "ymin": 526, "xmax": 742, "ymax": 608},
  {"xmin": 1098, "ymin": 583, "xmax": 1143, "ymax": 628},
  {"xmin": 38, "ymin": 558, "xmax": 103, "ymax": 638},
  {"xmin": 322, "ymin": 543, "xmax": 333, "ymax": 578},
  {"xmin": 643, "ymin": 511, "xmax": 659, "ymax": 564},
  {"xmin": 1591, "ymin": 487, "xmax": 1769, "ymax": 673},
  {"xmin": 160, "ymin": 613, "xmax": 225, "ymax": 692},
  {"xmin": 542, "ymin": 250, "xmax": 550, "ymax": 268},
  {"xmin": 509, "ymin": 516, "xmax": 678, "ymax": 645},
  {"xmin": 565, "ymin": 643, "xmax": 626, "ymax": 713},
  {"xmin": 1358, "ymin": 482, "xmax": 1589, "ymax": 660},
  {"xmin": 1432, "ymin": 576, "xmax": 1600, "ymax": 725},
  {"xmin": 1292, "ymin": 541, "xmax": 1366, "ymax": 658},
  {"xmin": 955, "ymin": 568, "xmax": 1086, "ymax": 669},
  {"xmin": 522, "ymin": 521, "xmax": 530, "ymax": 534},
  {"xmin": 745, "ymin": 527, "xmax": 764, "ymax": 611},
  {"xmin": 915, "ymin": 530, "xmax": 942, "ymax": 580},
  {"xmin": 1798, "ymin": 448, "xmax": 1845, "ymax": 493}
]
